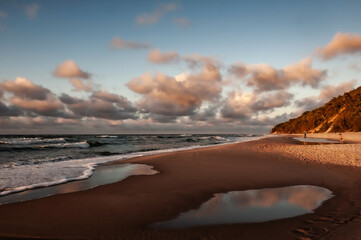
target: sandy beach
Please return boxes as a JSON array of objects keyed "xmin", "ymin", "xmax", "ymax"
[{"xmin": 0, "ymin": 135, "xmax": 361, "ymax": 240}]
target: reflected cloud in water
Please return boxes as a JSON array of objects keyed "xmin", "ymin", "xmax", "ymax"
[{"xmin": 151, "ymin": 185, "xmax": 333, "ymax": 229}]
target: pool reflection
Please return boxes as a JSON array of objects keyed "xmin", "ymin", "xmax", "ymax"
[{"xmin": 151, "ymin": 185, "xmax": 333, "ymax": 229}]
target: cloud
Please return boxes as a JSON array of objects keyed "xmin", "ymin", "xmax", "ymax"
[
  {"xmin": 251, "ymin": 91, "xmax": 294, "ymax": 111},
  {"xmin": 53, "ymin": 60, "xmax": 90, "ymax": 79},
  {"xmin": 53, "ymin": 60, "xmax": 93, "ymax": 92},
  {"xmin": 316, "ymin": 32, "xmax": 361, "ymax": 60},
  {"xmin": 0, "ymin": 116, "xmax": 80, "ymax": 131},
  {"xmin": 0, "ymin": 77, "xmax": 51, "ymax": 100},
  {"xmin": 10, "ymin": 97, "xmax": 64, "ymax": 116},
  {"xmin": 319, "ymin": 79, "xmax": 357, "ymax": 101},
  {"xmin": 59, "ymin": 93, "xmax": 138, "ymax": 120},
  {"xmin": 173, "ymin": 17, "xmax": 192, "ymax": 27},
  {"xmin": 221, "ymin": 90, "xmax": 293, "ymax": 119},
  {"xmin": 147, "ymin": 51, "xmax": 219, "ymax": 69},
  {"xmin": 183, "ymin": 53, "xmax": 219, "ymax": 69},
  {"xmin": 24, "ymin": 3, "xmax": 39, "ymax": 20},
  {"xmin": 229, "ymin": 58, "xmax": 327, "ymax": 92},
  {"xmin": 295, "ymin": 79, "xmax": 357, "ymax": 111},
  {"xmin": 147, "ymin": 49, "xmax": 179, "ymax": 64},
  {"xmin": 91, "ymin": 90, "xmax": 137, "ymax": 112},
  {"xmin": 110, "ymin": 37, "xmax": 150, "ymax": 49},
  {"xmin": 0, "ymin": 101, "xmax": 23, "ymax": 117},
  {"xmin": 136, "ymin": 3, "xmax": 179, "ymax": 25},
  {"xmin": 59, "ymin": 93, "xmax": 137, "ymax": 120},
  {"xmin": 0, "ymin": 77, "xmax": 68, "ymax": 117},
  {"xmin": 69, "ymin": 78, "xmax": 93, "ymax": 92},
  {"xmin": 127, "ymin": 64, "xmax": 222, "ymax": 116}
]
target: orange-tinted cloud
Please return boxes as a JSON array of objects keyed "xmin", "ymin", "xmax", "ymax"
[
  {"xmin": 0, "ymin": 77, "xmax": 71, "ymax": 117},
  {"xmin": 147, "ymin": 49, "xmax": 179, "ymax": 64},
  {"xmin": 0, "ymin": 77, "xmax": 50, "ymax": 100},
  {"xmin": 136, "ymin": 3, "xmax": 178, "ymax": 25},
  {"xmin": 221, "ymin": 90, "xmax": 293, "ymax": 119},
  {"xmin": 127, "ymin": 64, "xmax": 222, "ymax": 116},
  {"xmin": 53, "ymin": 60, "xmax": 90, "ymax": 79},
  {"xmin": 69, "ymin": 78, "xmax": 92, "ymax": 92},
  {"xmin": 10, "ymin": 97, "xmax": 63, "ymax": 114},
  {"xmin": 295, "ymin": 79, "xmax": 357, "ymax": 111},
  {"xmin": 110, "ymin": 37, "xmax": 150, "ymax": 49},
  {"xmin": 229, "ymin": 58, "xmax": 326, "ymax": 92},
  {"xmin": 316, "ymin": 32, "xmax": 361, "ymax": 60},
  {"xmin": 319, "ymin": 79, "xmax": 357, "ymax": 101},
  {"xmin": 183, "ymin": 53, "xmax": 219, "ymax": 69}
]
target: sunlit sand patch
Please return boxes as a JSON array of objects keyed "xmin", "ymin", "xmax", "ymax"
[{"xmin": 151, "ymin": 185, "xmax": 333, "ymax": 229}]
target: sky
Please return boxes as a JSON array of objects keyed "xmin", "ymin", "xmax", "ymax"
[{"xmin": 0, "ymin": 0, "xmax": 360, "ymax": 134}]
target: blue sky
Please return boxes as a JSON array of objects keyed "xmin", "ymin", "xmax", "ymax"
[{"xmin": 0, "ymin": 0, "xmax": 360, "ymax": 133}]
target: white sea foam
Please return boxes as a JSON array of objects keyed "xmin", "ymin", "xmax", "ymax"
[
  {"xmin": 0, "ymin": 135, "xmax": 267, "ymax": 197},
  {"xmin": 98, "ymin": 135, "xmax": 117, "ymax": 138},
  {"xmin": 34, "ymin": 140, "xmax": 90, "ymax": 149},
  {"xmin": 0, "ymin": 137, "xmax": 67, "ymax": 145}
]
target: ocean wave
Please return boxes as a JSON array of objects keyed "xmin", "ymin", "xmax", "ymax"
[
  {"xmin": 0, "ymin": 137, "xmax": 67, "ymax": 145},
  {"xmin": 98, "ymin": 135, "xmax": 118, "ymax": 138},
  {"xmin": 0, "ymin": 139, "xmax": 90, "ymax": 150},
  {"xmin": 35, "ymin": 140, "xmax": 90, "ymax": 149}
]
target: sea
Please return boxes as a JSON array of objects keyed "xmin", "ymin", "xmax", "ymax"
[{"xmin": 0, "ymin": 134, "xmax": 264, "ymax": 197}]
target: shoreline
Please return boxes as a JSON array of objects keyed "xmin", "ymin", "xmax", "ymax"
[
  {"xmin": 0, "ymin": 135, "xmax": 265, "ymax": 198},
  {"xmin": 0, "ymin": 135, "xmax": 360, "ymax": 239}
]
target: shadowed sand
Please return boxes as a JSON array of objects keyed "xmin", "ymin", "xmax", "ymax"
[{"xmin": 0, "ymin": 135, "xmax": 361, "ymax": 239}]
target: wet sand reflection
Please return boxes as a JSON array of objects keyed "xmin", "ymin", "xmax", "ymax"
[{"xmin": 151, "ymin": 185, "xmax": 333, "ymax": 229}]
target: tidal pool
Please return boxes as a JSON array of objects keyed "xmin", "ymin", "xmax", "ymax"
[
  {"xmin": 151, "ymin": 185, "xmax": 333, "ymax": 229},
  {"xmin": 293, "ymin": 137, "xmax": 340, "ymax": 144}
]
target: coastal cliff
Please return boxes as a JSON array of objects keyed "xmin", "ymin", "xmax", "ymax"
[{"xmin": 271, "ymin": 86, "xmax": 361, "ymax": 133}]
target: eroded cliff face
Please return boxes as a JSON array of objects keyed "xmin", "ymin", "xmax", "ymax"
[{"xmin": 271, "ymin": 86, "xmax": 361, "ymax": 134}]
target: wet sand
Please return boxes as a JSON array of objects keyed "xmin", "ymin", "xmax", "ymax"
[{"xmin": 0, "ymin": 135, "xmax": 361, "ymax": 239}]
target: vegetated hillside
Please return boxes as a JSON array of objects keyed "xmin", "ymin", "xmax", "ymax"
[{"xmin": 271, "ymin": 86, "xmax": 361, "ymax": 133}]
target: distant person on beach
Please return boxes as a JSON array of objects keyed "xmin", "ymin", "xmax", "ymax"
[
  {"xmin": 339, "ymin": 133, "xmax": 344, "ymax": 143},
  {"xmin": 303, "ymin": 131, "xmax": 307, "ymax": 138}
]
